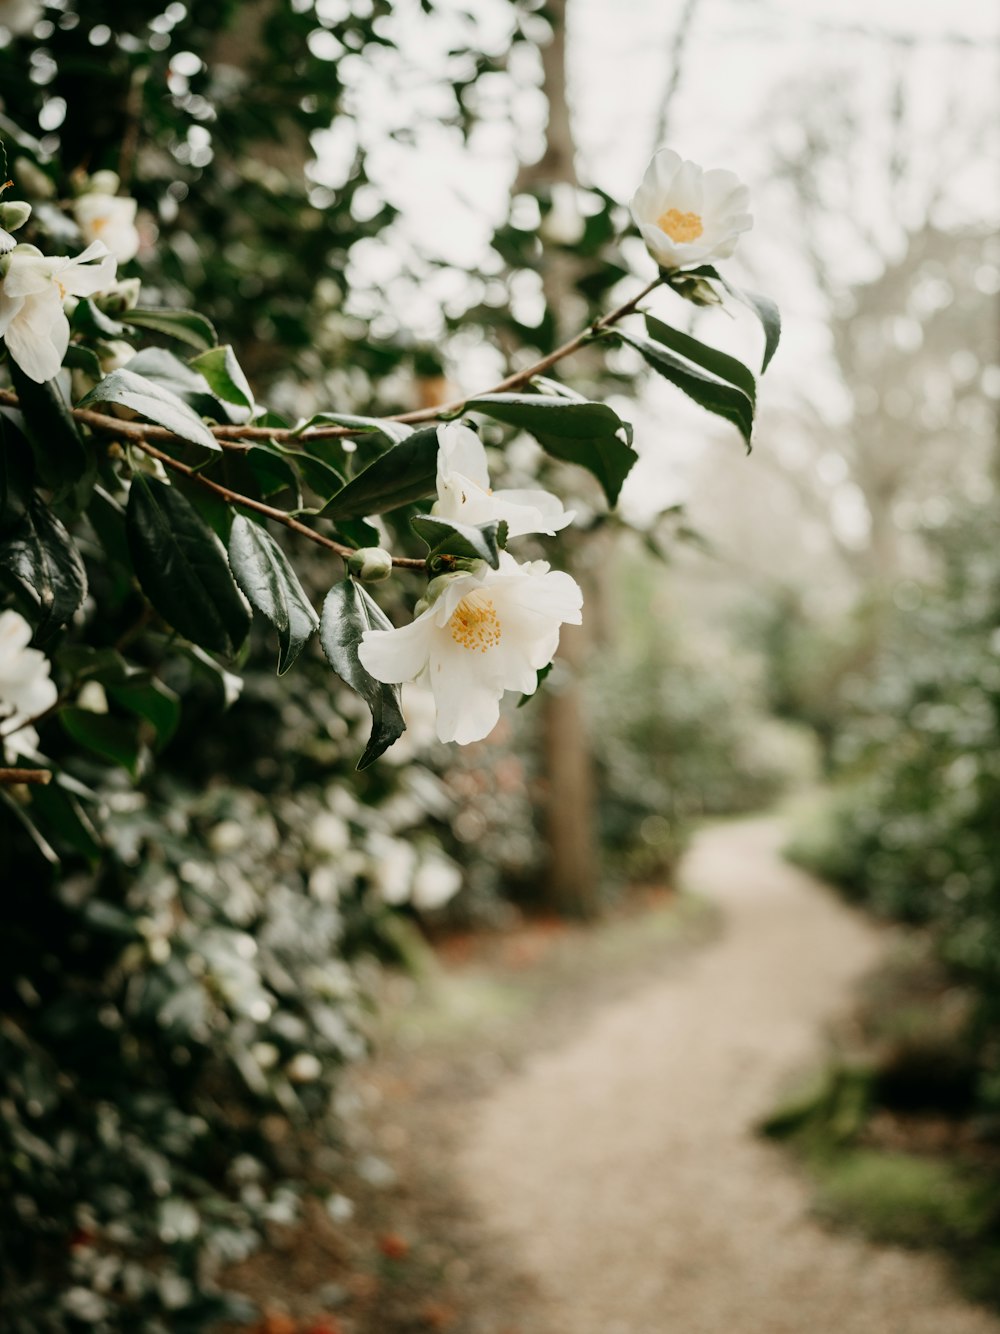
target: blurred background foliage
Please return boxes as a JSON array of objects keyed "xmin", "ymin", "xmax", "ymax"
[{"xmin": 2, "ymin": 0, "xmax": 999, "ymax": 1327}]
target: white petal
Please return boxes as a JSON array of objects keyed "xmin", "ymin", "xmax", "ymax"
[
  {"xmin": 647, "ymin": 147, "xmax": 683, "ymax": 199},
  {"xmin": 0, "ymin": 610, "xmax": 33, "ymax": 655},
  {"xmin": 638, "ymin": 222, "xmax": 682, "ymax": 270},
  {"xmin": 1, "ymin": 254, "xmax": 56, "ymax": 299},
  {"xmin": 62, "ymin": 249, "xmax": 117, "ymax": 298},
  {"xmin": 427, "ymin": 643, "xmax": 503, "ymax": 744},
  {"xmin": 357, "ymin": 614, "xmax": 434, "ymax": 684},
  {"xmin": 667, "ymin": 159, "xmax": 704, "ymax": 213},
  {"xmin": 4, "ymin": 311, "xmax": 64, "ymax": 382},
  {"xmin": 437, "ymin": 420, "xmax": 491, "ymax": 492},
  {"xmin": 491, "ymin": 487, "xmax": 575, "ymax": 536}
]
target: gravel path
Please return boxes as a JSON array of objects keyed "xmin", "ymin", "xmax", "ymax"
[{"xmin": 459, "ymin": 816, "xmax": 1000, "ymax": 1334}]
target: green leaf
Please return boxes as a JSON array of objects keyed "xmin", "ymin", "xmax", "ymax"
[
  {"xmin": 294, "ymin": 412, "xmax": 413, "ymax": 447},
  {"xmin": 411, "ymin": 514, "xmax": 504, "ymax": 568},
  {"xmin": 244, "ymin": 445, "xmax": 302, "ymax": 503},
  {"xmin": 0, "ymin": 408, "xmax": 33, "ymax": 528},
  {"xmin": 269, "ymin": 443, "xmax": 345, "ymax": 504},
  {"xmin": 59, "ymin": 644, "xmax": 135, "ymax": 685},
  {"xmin": 63, "ymin": 343, "xmax": 104, "ymax": 381},
  {"xmin": 60, "ymin": 708, "xmax": 143, "ymax": 776},
  {"xmin": 126, "ymin": 475, "xmax": 250, "ymax": 656},
  {"xmin": 321, "ymin": 427, "xmax": 439, "ymax": 520},
  {"xmin": 612, "ymin": 329, "xmax": 754, "ymax": 449},
  {"xmin": 79, "ymin": 368, "xmax": 220, "ymax": 451},
  {"xmin": 10, "ymin": 362, "xmax": 93, "ymax": 504},
  {"xmin": 189, "ymin": 345, "xmax": 255, "ymax": 414},
  {"xmin": 123, "ymin": 347, "xmax": 233, "ymax": 421},
  {"xmin": 85, "ymin": 485, "xmax": 130, "ymax": 567},
  {"xmin": 120, "ymin": 306, "xmax": 217, "ymax": 352},
  {"xmin": 29, "ymin": 778, "xmax": 102, "ymax": 861},
  {"xmin": 319, "ymin": 579, "xmax": 405, "ymax": 770},
  {"xmin": 463, "ymin": 394, "xmax": 637, "ymax": 505},
  {"xmin": 643, "ymin": 313, "xmax": 756, "ymax": 405},
  {"xmin": 691, "ymin": 266, "xmax": 781, "ymax": 372},
  {"xmin": 106, "ymin": 679, "xmax": 181, "ymax": 752},
  {"xmin": 0, "ymin": 496, "xmax": 87, "ymax": 639},
  {"xmin": 71, "ymin": 297, "xmax": 125, "ymax": 339},
  {"xmin": 228, "ymin": 516, "xmax": 318, "ymax": 674}
]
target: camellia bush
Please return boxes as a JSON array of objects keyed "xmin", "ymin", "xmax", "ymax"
[{"xmin": 0, "ymin": 24, "xmax": 780, "ymax": 1324}]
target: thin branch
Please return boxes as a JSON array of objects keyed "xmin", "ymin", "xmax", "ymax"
[
  {"xmin": 0, "ymin": 767, "xmax": 51, "ymax": 785},
  {"xmin": 126, "ymin": 438, "xmax": 427, "ymax": 570}
]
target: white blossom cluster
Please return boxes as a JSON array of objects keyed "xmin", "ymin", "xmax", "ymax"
[{"xmin": 0, "ymin": 609, "xmax": 57, "ymax": 758}]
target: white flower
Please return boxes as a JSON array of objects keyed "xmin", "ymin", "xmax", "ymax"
[
  {"xmin": 0, "ymin": 609, "xmax": 58, "ymax": 758},
  {"xmin": 411, "ymin": 853, "xmax": 463, "ymax": 911},
  {"xmin": 367, "ymin": 832, "xmax": 417, "ymax": 905},
  {"xmin": 0, "ymin": 241, "xmax": 117, "ymax": 383},
  {"xmin": 357, "ymin": 553, "xmax": 583, "ymax": 745},
  {"xmin": 310, "ymin": 810, "xmax": 351, "ymax": 858},
  {"xmin": 433, "ymin": 420, "xmax": 574, "ymax": 538},
  {"xmin": 630, "ymin": 148, "xmax": 752, "ymax": 272},
  {"xmin": 73, "ymin": 193, "xmax": 141, "ymax": 264}
]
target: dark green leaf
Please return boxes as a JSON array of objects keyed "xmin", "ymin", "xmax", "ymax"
[
  {"xmin": 0, "ymin": 789, "xmax": 59, "ymax": 866},
  {"xmin": 228, "ymin": 516, "xmax": 318, "ymax": 674},
  {"xmin": 11, "ymin": 362, "xmax": 93, "ymax": 503},
  {"xmin": 63, "ymin": 344, "xmax": 103, "ymax": 380},
  {"xmin": 60, "ymin": 708, "xmax": 143, "ymax": 776},
  {"xmin": 123, "ymin": 347, "xmax": 233, "ymax": 421},
  {"xmin": 644, "ymin": 313, "xmax": 756, "ymax": 404},
  {"xmin": 270, "ymin": 443, "xmax": 345, "ymax": 504},
  {"xmin": 59, "ymin": 644, "xmax": 135, "ymax": 685},
  {"xmin": 120, "ymin": 306, "xmax": 217, "ymax": 352},
  {"xmin": 320, "ymin": 579, "xmax": 405, "ymax": 769},
  {"xmin": 0, "ymin": 408, "xmax": 33, "ymax": 528},
  {"xmin": 411, "ymin": 514, "xmax": 503, "ymax": 568},
  {"xmin": 690, "ymin": 266, "xmax": 781, "ymax": 372},
  {"xmin": 463, "ymin": 394, "xmax": 637, "ymax": 505},
  {"xmin": 321, "ymin": 427, "xmax": 439, "ymax": 520},
  {"xmin": 79, "ymin": 368, "xmax": 220, "ymax": 451},
  {"xmin": 189, "ymin": 345, "xmax": 255, "ymax": 414},
  {"xmin": 126, "ymin": 475, "xmax": 250, "ymax": 656},
  {"xmin": 0, "ymin": 496, "xmax": 87, "ymax": 638},
  {"xmin": 106, "ymin": 679, "xmax": 180, "ymax": 751},
  {"xmin": 612, "ymin": 329, "xmax": 754, "ymax": 449},
  {"xmin": 85, "ymin": 485, "xmax": 130, "ymax": 567},
  {"xmin": 29, "ymin": 779, "xmax": 102, "ymax": 861},
  {"xmin": 244, "ymin": 445, "xmax": 302, "ymax": 503},
  {"xmin": 71, "ymin": 297, "xmax": 125, "ymax": 339}
]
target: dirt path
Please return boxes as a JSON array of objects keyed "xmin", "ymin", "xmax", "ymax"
[{"xmin": 459, "ymin": 816, "xmax": 1000, "ymax": 1334}]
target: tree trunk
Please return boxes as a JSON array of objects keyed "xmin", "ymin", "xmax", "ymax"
[{"xmin": 518, "ymin": 0, "xmax": 601, "ymax": 918}]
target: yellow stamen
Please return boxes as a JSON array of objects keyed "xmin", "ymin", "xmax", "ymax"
[
  {"xmin": 449, "ymin": 589, "xmax": 502, "ymax": 654},
  {"xmin": 656, "ymin": 208, "xmax": 703, "ymax": 243},
  {"xmin": 55, "ymin": 280, "xmax": 67, "ymax": 300}
]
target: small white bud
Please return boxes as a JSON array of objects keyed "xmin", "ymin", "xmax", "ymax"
[
  {"xmin": 0, "ymin": 200, "xmax": 32, "ymax": 232},
  {"xmin": 348, "ymin": 547, "xmax": 393, "ymax": 583},
  {"xmin": 86, "ymin": 170, "xmax": 122, "ymax": 197}
]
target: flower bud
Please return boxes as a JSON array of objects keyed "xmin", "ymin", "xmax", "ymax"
[
  {"xmin": 668, "ymin": 273, "xmax": 723, "ymax": 307},
  {"xmin": 0, "ymin": 200, "xmax": 32, "ymax": 232},
  {"xmin": 98, "ymin": 277, "xmax": 142, "ymax": 314},
  {"xmin": 86, "ymin": 169, "xmax": 122, "ymax": 197},
  {"xmin": 347, "ymin": 547, "xmax": 393, "ymax": 583}
]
